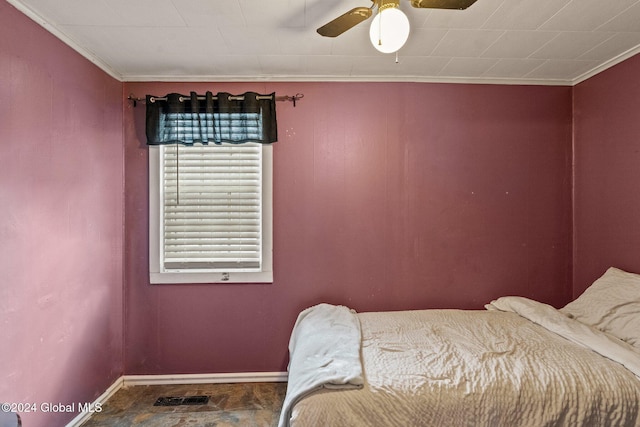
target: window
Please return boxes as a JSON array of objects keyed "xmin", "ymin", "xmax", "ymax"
[
  {"xmin": 149, "ymin": 142, "xmax": 273, "ymax": 284},
  {"xmin": 145, "ymin": 91, "xmax": 276, "ymax": 284}
]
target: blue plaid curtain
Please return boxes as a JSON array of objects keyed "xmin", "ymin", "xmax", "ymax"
[{"xmin": 145, "ymin": 91, "xmax": 277, "ymax": 145}]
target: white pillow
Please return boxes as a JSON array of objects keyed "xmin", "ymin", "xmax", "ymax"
[{"xmin": 561, "ymin": 267, "xmax": 640, "ymax": 351}]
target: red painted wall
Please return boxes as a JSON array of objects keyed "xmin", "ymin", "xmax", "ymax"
[
  {"xmin": 124, "ymin": 81, "xmax": 573, "ymax": 374},
  {"xmin": 4, "ymin": 0, "xmax": 583, "ymax": 394},
  {"xmin": 0, "ymin": 2, "xmax": 124, "ymax": 426},
  {"xmin": 573, "ymin": 55, "xmax": 640, "ymax": 295},
  {"xmin": 6, "ymin": 0, "xmax": 640, "ymax": 410}
]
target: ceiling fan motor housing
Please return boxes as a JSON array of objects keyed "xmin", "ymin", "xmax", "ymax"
[{"xmin": 378, "ymin": 0, "xmax": 401, "ymax": 10}]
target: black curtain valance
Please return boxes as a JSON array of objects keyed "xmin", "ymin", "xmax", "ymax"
[{"xmin": 145, "ymin": 91, "xmax": 277, "ymax": 145}]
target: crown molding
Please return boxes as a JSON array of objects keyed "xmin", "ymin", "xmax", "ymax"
[
  {"xmin": 7, "ymin": 0, "xmax": 123, "ymax": 81},
  {"xmin": 121, "ymin": 73, "xmax": 572, "ymax": 86},
  {"xmin": 572, "ymin": 44, "xmax": 640, "ymax": 86}
]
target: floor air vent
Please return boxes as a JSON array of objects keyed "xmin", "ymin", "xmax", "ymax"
[{"xmin": 154, "ymin": 396, "xmax": 210, "ymax": 406}]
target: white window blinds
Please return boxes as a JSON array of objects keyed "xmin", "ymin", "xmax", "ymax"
[{"xmin": 160, "ymin": 143, "xmax": 263, "ymax": 272}]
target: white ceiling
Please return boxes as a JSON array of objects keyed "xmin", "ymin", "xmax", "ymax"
[{"xmin": 9, "ymin": 0, "xmax": 640, "ymax": 85}]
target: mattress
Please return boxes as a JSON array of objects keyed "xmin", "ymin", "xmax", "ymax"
[{"xmin": 282, "ymin": 300, "xmax": 640, "ymax": 427}]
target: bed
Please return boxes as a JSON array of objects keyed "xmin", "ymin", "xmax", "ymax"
[{"xmin": 278, "ymin": 267, "xmax": 640, "ymax": 427}]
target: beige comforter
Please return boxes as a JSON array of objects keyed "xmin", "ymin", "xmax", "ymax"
[{"xmin": 284, "ymin": 299, "xmax": 640, "ymax": 427}]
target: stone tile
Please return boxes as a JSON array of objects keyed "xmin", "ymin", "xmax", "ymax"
[{"xmin": 80, "ymin": 382, "xmax": 287, "ymax": 427}]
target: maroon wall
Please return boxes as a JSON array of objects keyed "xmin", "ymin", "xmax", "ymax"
[
  {"xmin": 6, "ymin": 0, "xmax": 640, "ymax": 410},
  {"xmin": 0, "ymin": 2, "xmax": 124, "ymax": 426},
  {"xmin": 573, "ymin": 55, "xmax": 640, "ymax": 296},
  {"xmin": 124, "ymin": 81, "xmax": 573, "ymax": 374}
]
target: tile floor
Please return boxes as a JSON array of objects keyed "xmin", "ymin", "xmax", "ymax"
[{"xmin": 79, "ymin": 382, "xmax": 287, "ymax": 427}]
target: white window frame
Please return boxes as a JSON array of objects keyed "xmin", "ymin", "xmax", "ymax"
[{"xmin": 149, "ymin": 144, "xmax": 273, "ymax": 284}]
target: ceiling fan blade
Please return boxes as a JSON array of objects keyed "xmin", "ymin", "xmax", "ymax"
[
  {"xmin": 410, "ymin": 0, "xmax": 478, "ymax": 9},
  {"xmin": 317, "ymin": 7, "xmax": 373, "ymax": 37}
]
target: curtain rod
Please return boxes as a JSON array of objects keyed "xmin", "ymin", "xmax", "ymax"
[{"xmin": 127, "ymin": 93, "xmax": 304, "ymax": 107}]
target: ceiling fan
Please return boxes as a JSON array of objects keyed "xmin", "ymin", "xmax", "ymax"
[{"xmin": 317, "ymin": 0, "xmax": 478, "ymax": 53}]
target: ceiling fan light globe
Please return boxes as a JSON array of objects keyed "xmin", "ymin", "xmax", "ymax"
[{"xmin": 369, "ymin": 7, "xmax": 410, "ymax": 54}]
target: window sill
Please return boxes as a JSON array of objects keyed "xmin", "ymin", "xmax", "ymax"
[{"xmin": 150, "ymin": 271, "xmax": 273, "ymax": 284}]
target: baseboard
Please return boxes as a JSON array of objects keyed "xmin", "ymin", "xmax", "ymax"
[
  {"xmin": 65, "ymin": 371, "xmax": 288, "ymax": 426},
  {"xmin": 123, "ymin": 371, "xmax": 288, "ymax": 386},
  {"xmin": 65, "ymin": 376, "xmax": 124, "ymax": 427}
]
